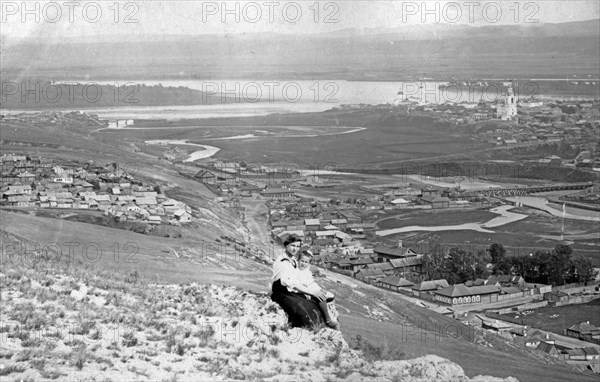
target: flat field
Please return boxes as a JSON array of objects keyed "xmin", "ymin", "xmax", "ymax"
[
  {"xmin": 94, "ymin": 110, "xmax": 491, "ymax": 168},
  {"xmin": 376, "ymin": 209, "xmax": 499, "ymax": 230}
]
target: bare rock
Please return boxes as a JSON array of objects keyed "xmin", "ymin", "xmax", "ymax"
[
  {"xmin": 471, "ymin": 376, "xmax": 520, "ymax": 382},
  {"xmin": 69, "ymin": 284, "xmax": 88, "ymax": 301},
  {"xmin": 358, "ymin": 355, "xmax": 520, "ymax": 382},
  {"xmin": 362, "ymin": 355, "xmax": 468, "ymax": 382},
  {"xmin": 315, "ymin": 327, "xmax": 348, "ymax": 349}
]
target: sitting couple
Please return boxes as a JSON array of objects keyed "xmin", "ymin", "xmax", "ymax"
[{"xmin": 271, "ymin": 234, "xmax": 339, "ymax": 330}]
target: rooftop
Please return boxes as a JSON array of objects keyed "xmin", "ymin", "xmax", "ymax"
[
  {"xmin": 379, "ymin": 275, "xmax": 414, "ymax": 287},
  {"xmin": 389, "ymin": 256, "xmax": 424, "ymax": 268},
  {"xmin": 373, "ymin": 244, "xmax": 418, "ymax": 258},
  {"xmin": 434, "ymin": 284, "xmax": 499, "ymax": 297},
  {"xmin": 568, "ymin": 322, "xmax": 600, "ymax": 333},
  {"xmin": 412, "ymin": 279, "xmax": 449, "ymax": 291}
]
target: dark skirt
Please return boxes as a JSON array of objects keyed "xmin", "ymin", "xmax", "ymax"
[{"xmin": 271, "ymin": 279, "xmax": 324, "ymax": 328}]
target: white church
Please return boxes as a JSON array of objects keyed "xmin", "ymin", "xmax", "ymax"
[{"xmin": 496, "ymin": 86, "xmax": 518, "ymax": 121}]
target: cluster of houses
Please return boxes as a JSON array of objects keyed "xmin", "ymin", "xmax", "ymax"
[
  {"xmin": 0, "ymin": 154, "xmax": 192, "ymax": 226},
  {"xmin": 193, "ymin": 160, "xmax": 343, "ymax": 198},
  {"xmin": 352, "ymin": 262, "xmax": 552, "ymax": 307},
  {"xmin": 194, "ymin": 167, "xmax": 295, "ymax": 198},
  {"xmin": 397, "ymin": 89, "xmax": 599, "ymax": 129},
  {"xmin": 271, "ymin": 214, "xmax": 375, "ymax": 254},
  {"xmin": 478, "ymin": 319, "xmax": 600, "ymax": 372},
  {"xmin": 318, "ymin": 243, "xmax": 425, "ymax": 281},
  {"xmin": 476, "ymin": 100, "xmax": 600, "ymax": 168},
  {"xmin": 391, "ymin": 93, "xmax": 600, "ymax": 169},
  {"xmin": 261, "ymin": 184, "xmax": 491, "ymax": 216},
  {"xmin": 194, "ymin": 161, "xmax": 503, "ymax": 215},
  {"xmin": 515, "ymin": 326, "xmax": 599, "ymax": 365}
]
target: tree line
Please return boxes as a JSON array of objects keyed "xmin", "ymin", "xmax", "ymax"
[{"xmin": 422, "ymin": 243, "xmax": 597, "ymax": 286}]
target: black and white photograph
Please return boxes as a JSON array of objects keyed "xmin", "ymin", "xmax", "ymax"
[{"xmin": 1, "ymin": 0, "xmax": 599, "ymax": 380}]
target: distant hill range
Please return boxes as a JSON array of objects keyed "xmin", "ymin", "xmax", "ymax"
[
  {"xmin": 2, "ymin": 19, "xmax": 599, "ymax": 81},
  {"xmin": 0, "ymin": 81, "xmax": 229, "ymax": 110}
]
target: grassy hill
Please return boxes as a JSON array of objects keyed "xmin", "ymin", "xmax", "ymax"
[
  {"xmin": 1, "ymin": 226, "xmax": 597, "ymax": 381},
  {"xmin": 0, "ymin": 210, "xmax": 267, "ymax": 290}
]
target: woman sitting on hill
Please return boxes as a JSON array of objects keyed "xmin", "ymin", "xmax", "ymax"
[{"xmin": 271, "ymin": 234, "xmax": 330, "ymax": 329}]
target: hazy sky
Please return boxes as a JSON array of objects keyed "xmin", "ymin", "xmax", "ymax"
[{"xmin": 1, "ymin": 0, "xmax": 598, "ymax": 40}]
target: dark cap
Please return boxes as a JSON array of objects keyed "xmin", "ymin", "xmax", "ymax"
[{"xmin": 283, "ymin": 234, "xmax": 302, "ymax": 247}]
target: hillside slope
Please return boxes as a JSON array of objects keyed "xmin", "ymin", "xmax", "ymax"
[
  {"xmin": 0, "ymin": 117, "xmax": 249, "ymax": 252},
  {"xmin": 0, "ymin": 235, "xmax": 516, "ymax": 382},
  {"xmin": 2, "ymin": 231, "xmax": 598, "ymax": 381},
  {"xmin": 0, "ymin": 210, "xmax": 268, "ymax": 289},
  {"xmin": 3, "ymin": 20, "xmax": 598, "ymax": 80}
]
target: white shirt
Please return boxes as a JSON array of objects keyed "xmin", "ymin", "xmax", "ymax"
[
  {"xmin": 272, "ymin": 255, "xmax": 332, "ymax": 298},
  {"xmin": 296, "ymin": 267, "xmax": 321, "ymax": 296},
  {"xmin": 272, "ymin": 254, "xmax": 301, "ymax": 292},
  {"xmin": 297, "ymin": 267, "xmax": 334, "ymax": 299}
]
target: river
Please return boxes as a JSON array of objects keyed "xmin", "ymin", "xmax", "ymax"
[
  {"xmin": 145, "ymin": 140, "xmax": 221, "ymax": 161},
  {"xmin": 101, "ymin": 79, "xmax": 572, "ymax": 105},
  {"xmin": 375, "ymin": 205, "xmax": 528, "ymax": 236},
  {"xmin": 17, "ymin": 79, "xmax": 566, "ymax": 121},
  {"xmin": 3, "ymin": 79, "xmax": 584, "ymax": 120}
]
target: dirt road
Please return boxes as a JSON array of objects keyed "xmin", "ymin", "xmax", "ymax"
[{"xmin": 240, "ymin": 199, "xmax": 282, "ymax": 262}]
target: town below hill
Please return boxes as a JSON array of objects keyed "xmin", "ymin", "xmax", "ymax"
[{"xmin": 1, "ymin": 103, "xmax": 599, "ymax": 380}]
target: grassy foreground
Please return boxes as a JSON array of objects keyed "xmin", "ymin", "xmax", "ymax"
[{"xmin": 1, "ymin": 231, "xmax": 525, "ymax": 382}]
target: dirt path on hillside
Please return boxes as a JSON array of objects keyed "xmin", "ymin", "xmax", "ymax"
[{"xmin": 241, "ymin": 199, "xmax": 281, "ymax": 262}]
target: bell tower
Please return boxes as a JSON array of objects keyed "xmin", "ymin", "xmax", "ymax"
[{"xmin": 505, "ymin": 86, "xmax": 517, "ymax": 118}]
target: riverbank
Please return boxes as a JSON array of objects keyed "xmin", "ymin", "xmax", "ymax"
[{"xmin": 507, "ymin": 196, "xmax": 600, "ymax": 222}]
